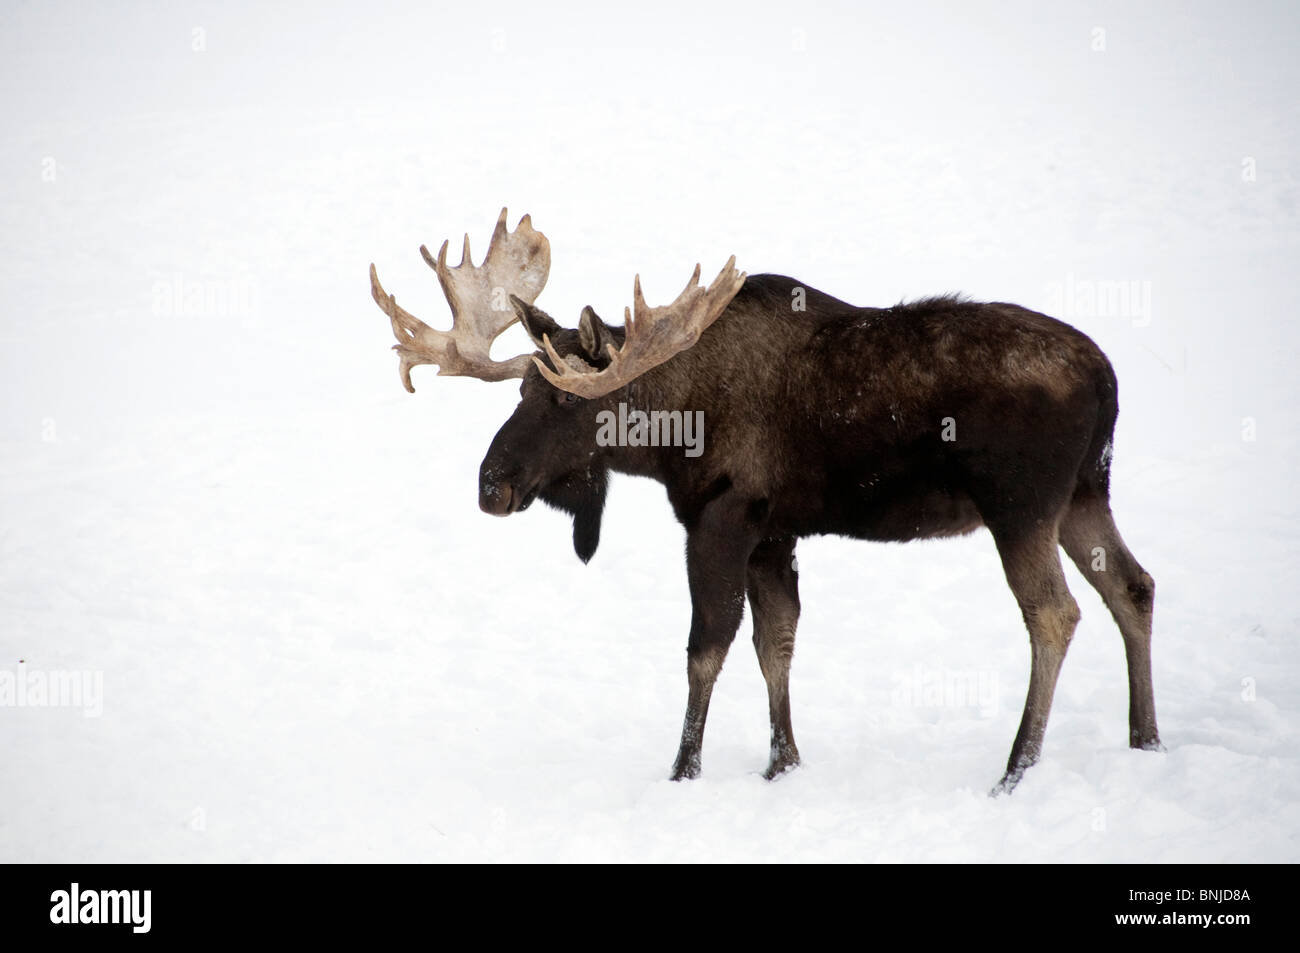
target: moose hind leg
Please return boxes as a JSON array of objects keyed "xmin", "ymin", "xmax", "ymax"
[
  {"xmin": 1059, "ymin": 494, "xmax": 1161, "ymax": 751},
  {"xmin": 746, "ymin": 536, "xmax": 801, "ymax": 779},
  {"xmin": 991, "ymin": 525, "xmax": 1081, "ymax": 794}
]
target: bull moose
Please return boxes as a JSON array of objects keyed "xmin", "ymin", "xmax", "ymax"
[{"xmin": 369, "ymin": 209, "xmax": 1162, "ymax": 793}]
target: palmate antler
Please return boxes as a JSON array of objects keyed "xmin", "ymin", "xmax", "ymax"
[
  {"xmin": 369, "ymin": 208, "xmax": 550, "ymax": 391},
  {"xmin": 530, "ymin": 257, "xmax": 747, "ymax": 399},
  {"xmin": 371, "ymin": 209, "xmax": 745, "ymax": 396}
]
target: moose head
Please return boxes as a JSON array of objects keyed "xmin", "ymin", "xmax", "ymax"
[{"xmin": 369, "ymin": 209, "xmax": 744, "ymax": 563}]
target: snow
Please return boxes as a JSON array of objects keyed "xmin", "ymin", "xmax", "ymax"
[{"xmin": 1, "ymin": 0, "xmax": 1298, "ymax": 862}]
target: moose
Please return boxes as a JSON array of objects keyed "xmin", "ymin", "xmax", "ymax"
[{"xmin": 369, "ymin": 209, "xmax": 1162, "ymax": 793}]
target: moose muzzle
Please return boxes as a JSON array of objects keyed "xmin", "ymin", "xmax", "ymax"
[{"xmin": 478, "ymin": 463, "xmax": 539, "ymax": 516}]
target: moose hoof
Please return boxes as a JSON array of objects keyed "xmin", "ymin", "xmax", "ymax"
[
  {"xmin": 670, "ymin": 755, "xmax": 701, "ymax": 781},
  {"xmin": 763, "ymin": 751, "xmax": 801, "ymax": 781},
  {"xmin": 990, "ymin": 769, "xmax": 1024, "ymax": 798},
  {"xmin": 990, "ymin": 778, "xmax": 1016, "ymax": 797},
  {"xmin": 1133, "ymin": 736, "xmax": 1166, "ymax": 753}
]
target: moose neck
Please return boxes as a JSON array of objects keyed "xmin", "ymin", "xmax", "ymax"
[{"xmin": 598, "ymin": 357, "xmax": 702, "ymax": 482}]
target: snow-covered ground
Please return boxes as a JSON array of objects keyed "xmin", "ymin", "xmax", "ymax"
[{"xmin": 1, "ymin": 0, "xmax": 1297, "ymax": 861}]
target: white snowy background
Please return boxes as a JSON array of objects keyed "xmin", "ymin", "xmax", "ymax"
[{"xmin": 2, "ymin": 0, "xmax": 1297, "ymax": 861}]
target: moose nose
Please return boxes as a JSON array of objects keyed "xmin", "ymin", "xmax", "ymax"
[{"xmin": 479, "ymin": 481, "xmax": 514, "ymax": 516}]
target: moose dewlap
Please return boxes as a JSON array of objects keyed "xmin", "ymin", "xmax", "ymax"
[{"xmin": 369, "ymin": 209, "xmax": 1162, "ymax": 794}]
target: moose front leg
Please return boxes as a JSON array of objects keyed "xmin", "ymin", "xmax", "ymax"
[{"xmin": 670, "ymin": 493, "xmax": 760, "ymax": 780}]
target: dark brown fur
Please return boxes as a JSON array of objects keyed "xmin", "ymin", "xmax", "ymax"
[{"xmin": 480, "ymin": 274, "xmax": 1161, "ymax": 791}]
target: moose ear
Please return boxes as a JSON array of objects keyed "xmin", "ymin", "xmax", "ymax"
[
  {"xmin": 578, "ymin": 306, "xmax": 616, "ymax": 363},
  {"xmin": 510, "ymin": 294, "xmax": 561, "ymax": 346}
]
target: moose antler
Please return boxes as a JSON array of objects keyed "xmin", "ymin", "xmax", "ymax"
[
  {"xmin": 369, "ymin": 208, "xmax": 550, "ymax": 391},
  {"xmin": 532, "ymin": 257, "xmax": 746, "ymax": 399}
]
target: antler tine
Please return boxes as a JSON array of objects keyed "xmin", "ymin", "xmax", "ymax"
[
  {"xmin": 538, "ymin": 332, "xmax": 570, "ymax": 381},
  {"xmin": 632, "ymin": 274, "xmax": 648, "ymax": 321},
  {"xmin": 370, "ymin": 263, "xmax": 437, "ymax": 393},
  {"xmin": 421, "ymin": 240, "xmax": 457, "ymax": 319},
  {"xmin": 417, "ymin": 240, "xmax": 443, "ymax": 275},
  {"xmin": 370, "ymin": 262, "xmax": 427, "ymax": 342},
  {"xmin": 491, "ymin": 206, "xmax": 510, "ymax": 241},
  {"xmin": 707, "ymin": 255, "xmax": 740, "ymax": 297},
  {"xmin": 681, "ymin": 262, "xmax": 702, "ymax": 298}
]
